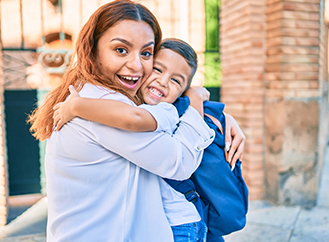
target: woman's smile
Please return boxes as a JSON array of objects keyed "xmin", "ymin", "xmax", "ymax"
[{"xmin": 117, "ymin": 75, "xmax": 141, "ymax": 89}]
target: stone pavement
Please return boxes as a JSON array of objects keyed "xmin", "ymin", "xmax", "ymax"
[
  {"xmin": 1, "ymin": 146, "xmax": 329, "ymax": 242},
  {"xmin": 224, "ymin": 143, "xmax": 329, "ymax": 242}
]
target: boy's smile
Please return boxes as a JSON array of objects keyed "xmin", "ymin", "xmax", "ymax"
[{"xmin": 140, "ymin": 48, "xmax": 192, "ymax": 105}]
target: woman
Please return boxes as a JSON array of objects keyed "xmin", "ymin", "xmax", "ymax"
[{"xmin": 28, "ymin": 1, "xmax": 215, "ymax": 241}]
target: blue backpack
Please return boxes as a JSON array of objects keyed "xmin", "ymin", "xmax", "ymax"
[{"xmin": 165, "ymin": 97, "xmax": 249, "ymax": 242}]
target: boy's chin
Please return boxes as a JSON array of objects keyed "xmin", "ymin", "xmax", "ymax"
[{"xmin": 144, "ymin": 96, "xmax": 162, "ymax": 105}]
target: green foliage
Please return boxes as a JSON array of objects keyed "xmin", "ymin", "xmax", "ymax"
[
  {"xmin": 204, "ymin": 0, "xmax": 221, "ymax": 88},
  {"xmin": 204, "ymin": 51, "xmax": 221, "ymax": 87},
  {"xmin": 205, "ymin": 0, "xmax": 220, "ymax": 51}
]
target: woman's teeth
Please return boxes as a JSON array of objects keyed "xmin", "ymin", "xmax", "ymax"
[{"xmin": 119, "ymin": 75, "xmax": 139, "ymax": 84}]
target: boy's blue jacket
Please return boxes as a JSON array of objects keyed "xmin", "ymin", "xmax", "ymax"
[{"xmin": 165, "ymin": 97, "xmax": 249, "ymax": 242}]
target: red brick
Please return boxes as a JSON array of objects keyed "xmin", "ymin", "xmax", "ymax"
[
  {"xmin": 282, "ymin": 2, "xmax": 320, "ymax": 12},
  {"xmin": 266, "ymin": 63, "xmax": 319, "ymax": 72},
  {"xmin": 282, "ymin": 10, "xmax": 320, "ymax": 21}
]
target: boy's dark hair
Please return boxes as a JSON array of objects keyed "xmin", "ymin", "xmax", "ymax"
[{"xmin": 159, "ymin": 38, "xmax": 197, "ymax": 90}]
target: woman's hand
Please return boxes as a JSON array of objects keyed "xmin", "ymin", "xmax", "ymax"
[
  {"xmin": 224, "ymin": 113, "xmax": 246, "ymax": 169},
  {"xmin": 184, "ymin": 86, "xmax": 210, "ymax": 116},
  {"xmin": 53, "ymin": 85, "xmax": 80, "ymax": 131}
]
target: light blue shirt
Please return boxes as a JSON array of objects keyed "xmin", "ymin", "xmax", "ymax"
[{"xmin": 45, "ymin": 83, "xmax": 215, "ymax": 242}]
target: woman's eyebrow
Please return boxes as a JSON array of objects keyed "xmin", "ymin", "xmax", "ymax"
[
  {"xmin": 110, "ymin": 38, "xmax": 154, "ymax": 49},
  {"xmin": 111, "ymin": 38, "xmax": 133, "ymax": 47},
  {"xmin": 143, "ymin": 41, "xmax": 155, "ymax": 49}
]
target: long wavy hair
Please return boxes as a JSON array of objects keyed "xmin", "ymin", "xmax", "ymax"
[{"xmin": 28, "ymin": 0, "xmax": 162, "ymax": 141}]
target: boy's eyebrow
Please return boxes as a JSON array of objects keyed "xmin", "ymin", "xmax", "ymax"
[
  {"xmin": 110, "ymin": 38, "xmax": 154, "ymax": 49},
  {"xmin": 174, "ymin": 73, "xmax": 186, "ymax": 82},
  {"xmin": 154, "ymin": 61, "xmax": 167, "ymax": 70},
  {"xmin": 154, "ymin": 60, "xmax": 187, "ymax": 82}
]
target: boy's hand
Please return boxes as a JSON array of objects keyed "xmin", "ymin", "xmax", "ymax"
[
  {"xmin": 184, "ymin": 86, "xmax": 210, "ymax": 102},
  {"xmin": 53, "ymin": 85, "xmax": 80, "ymax": 131},
  {"xmin": 224, "ymin": 113, "xmax": 246, "ymax": 169},
  {"xmin": 184, "ymin": 86, "xmax": 210, "ymax": 116}
]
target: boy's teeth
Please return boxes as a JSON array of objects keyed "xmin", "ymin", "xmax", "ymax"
[{"xmin": 150, "ymin": 87, "xmax": 163, "ymax": 97}]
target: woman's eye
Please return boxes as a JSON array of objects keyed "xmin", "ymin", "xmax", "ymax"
[
  {"xmin": 153, "ymin": 67, "xmax": 162, "ymax": 73},
  {"xmin": 142, "ymin": 51, "xmax": 153, "ymax": 57},
  {"xmin": 116, "ymin": 48, "xmax": 127, "ymax": 54},
  {"xmin": 172, "ymin": 78, "xmax": 181, "ymax": 85}
]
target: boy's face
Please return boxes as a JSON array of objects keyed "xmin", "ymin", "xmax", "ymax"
[{"xmin": 139, "ymin": 48, "xmax": 192, "ymax": 105}]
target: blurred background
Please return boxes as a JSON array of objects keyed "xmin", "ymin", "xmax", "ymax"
[{"xmin": 0, "ymin": 0, "xmax": 328, "ymax": 229}]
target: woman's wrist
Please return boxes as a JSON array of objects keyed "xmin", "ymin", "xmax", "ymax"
[{"xmin": 70, "ymin": 97, "xmax": 81, "ymax": 118}]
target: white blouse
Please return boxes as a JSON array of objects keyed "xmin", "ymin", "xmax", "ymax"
[{"xmin": 45, "ymin": 83, "xmax": 214, "ymax": 242}]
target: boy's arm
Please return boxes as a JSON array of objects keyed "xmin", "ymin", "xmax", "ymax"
[{"xmin": 53, "ymin": 86, "xmax": 157, "ymax": 132}]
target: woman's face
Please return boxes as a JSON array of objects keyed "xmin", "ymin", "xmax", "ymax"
[{"xmin": 96, "ymin": 20, "xmax": 155, "ymax": 96}]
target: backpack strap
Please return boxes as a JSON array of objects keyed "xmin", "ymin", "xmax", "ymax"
[
  {"xmin": 164, "ymin": 179, "xmax": 199, "ymax": 204},
  {"xmin": 204, "ymin": 113, "xmax": 228, "ymax": 163}
]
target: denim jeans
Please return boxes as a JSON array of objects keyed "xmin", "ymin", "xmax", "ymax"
[{"xmin": 171, "ymin": 220, "xmax": 208, "ymax": 242}]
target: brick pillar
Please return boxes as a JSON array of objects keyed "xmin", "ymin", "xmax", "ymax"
[
  {"xmin": 265, "ymin": 0, "xmax": 328, "ymax": 206},
  {"xmin": 220, "ymin": 0, "xmax": 266, "ymax": 200}
]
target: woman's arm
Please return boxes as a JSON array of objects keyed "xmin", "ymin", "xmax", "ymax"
[{"xmin": 53, "ymin": 86, "xmax": 157, "ymax": 132}]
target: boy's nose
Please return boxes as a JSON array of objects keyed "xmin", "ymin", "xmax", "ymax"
[{"xmin": 158, "ymin": 77, "xmax": 169, "ymax": 87}]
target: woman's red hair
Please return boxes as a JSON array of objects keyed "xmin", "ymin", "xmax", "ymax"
[{"xmin": 28, "ymin": 0, "xmax": 162, "ymax": 141}]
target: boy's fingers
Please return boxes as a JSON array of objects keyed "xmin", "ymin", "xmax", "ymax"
[
  {"xmin": 53, "ymin": 109, "xmax": 59, "ymax": 118},
  {"xmin": 56, "ymin": 120, "xmax": 64, "ymax": 131},
  {"xmin": 53, "ymin": 115, "xmax": 60, "ymax": 130},
  {"xmin": 69, "ymin": 85, "xmax": 79, "ymax": 96},
  {"xmin": 53, "ymin": 102, "xmax": 62, "ymax": 110}
]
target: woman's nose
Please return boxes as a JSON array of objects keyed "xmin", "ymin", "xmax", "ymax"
[{"xmin": 126, "ymin": 54, "xmax": 142, "ymax": 72}]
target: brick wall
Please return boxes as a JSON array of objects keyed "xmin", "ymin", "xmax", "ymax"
[
  {"xmin": 220, "ymin": 0, "xmax": 327, "ymax": 204},
  {"xmin": 265, "ymin": 0, "xmax": 321, "ymax": 100},
  {"xmin": 220, "ymin": 0, "xmax": 266, "ymax": 200}
]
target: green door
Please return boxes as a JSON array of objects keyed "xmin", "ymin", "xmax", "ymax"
[{"xmin": 5, "ymin": 90, "xmax": 41, "ymax": 195}]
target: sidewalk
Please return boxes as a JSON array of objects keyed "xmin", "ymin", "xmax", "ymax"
[
  {"xmin": 224, "ymin": 142, "xmax": 329, "ymax": 242},
  {"xmin": 1, "ymin": 146, "xmax": 329, "ymax": 242}
]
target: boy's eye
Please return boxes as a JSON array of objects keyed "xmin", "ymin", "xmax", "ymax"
[
  {"xmin": 116, "ymin": 48, "xmax": 127, "ymax": 54},
  {"xmin": 142, "ymin": 51, "xmax": 153, "ymax": 57},
  {"xmin": 172, "ymin": 78, "xmax": 181, "ymax": 86},
  {"xmin": 153, "ymin": 67, "xmax": 162, "ymax": 73}
]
